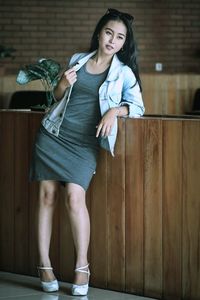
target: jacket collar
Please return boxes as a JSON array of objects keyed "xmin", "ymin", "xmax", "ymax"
[
  {"xmin": 106, "ymin": 54, "xmax": 122, "ymax": 81},
  {"xmin": 74, "ymin": 50, "xmax": 123, "ymax": 81},
  {"xmin": 73, "ymin": 51, "xmax": 96, "ymax": 71}
]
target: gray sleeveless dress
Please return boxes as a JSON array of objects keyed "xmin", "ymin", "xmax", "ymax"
[{"xmin": 30, "ymin": 64, "xmax": 109, "ymax": 190}]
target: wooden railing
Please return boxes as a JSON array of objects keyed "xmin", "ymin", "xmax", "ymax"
[{"xmin": 0, "ymin": 111, "xmax": 200, "ymax": 299}]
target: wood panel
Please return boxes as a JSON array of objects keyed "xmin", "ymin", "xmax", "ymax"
[
  {"xmin": 107, "ymin": 119, "xmax": 126, "ymax": 291},
  {"xmin": 140, "ymin": 74, "xmax": 200, "ymax": 115},
  {"xmin": 14, "ymin": 113, "xmax": 29, "ymax": 274},
  {"xmin": 0, "ymin": 112, "xmax": 14, "ymax": 271},
  {"xmin": 125, "ymin": 119, "xmax": 144, "ymax": 295},
  {"xmin": 182, "ymin": 121, "xmax": 200, "ymax": 300},
  {"xmin": 0, "ymin": 112, "xmax": 200, "ymax": 300},
  {"xmin": 28, "ymin": 113, "xmax": 41, "ymax": 276},
  {"xmin": 143, "ymin": 119, "xmax": 163, "ymax": 298},
  {"xmin": 90, "ymin": 149, "xmax": 108, "ymax": 288},
  {"xmin": 162, "ymin": 121, "xmax": 182, "ymax": 300}
]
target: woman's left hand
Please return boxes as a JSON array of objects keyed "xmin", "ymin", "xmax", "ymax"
[{"xmin": 96, "ymin": 108, "xmax": 119, "ymax": 138}]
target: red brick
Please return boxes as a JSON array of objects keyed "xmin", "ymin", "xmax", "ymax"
[{"xmin": 0, "ymin": 0, "xmax": 199, "ymax": 75}]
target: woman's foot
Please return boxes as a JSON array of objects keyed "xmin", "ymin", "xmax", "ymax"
[
  {"xmin": 38, "ymin": 267, "xmax": 56, "ymax": 282},
  {"xmin": 38, "ymin": 267, "xmax": 59, "ymax": 292},
  {"xmin": 72, "ymin": 264, "xmax": 90, "ymax": 296}
]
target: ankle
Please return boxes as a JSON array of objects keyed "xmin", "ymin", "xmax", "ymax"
[
  {"xmin": 75, "ymin": 260, "xmax": 89, "ymax": 269},
  {"xmin": 73, "ymin": 264, "xmax": 90, "ymax": 285},
  {"xmin": 38, "ymin": 267, "xmax": 56, "ymax": 282},
  {"xmin": 39, "ymin": 259, "xmax": 51, "ymax": 268},
  {"xmin": 74, "ymin": 272, "xmax": 89, "ymax": 285}
]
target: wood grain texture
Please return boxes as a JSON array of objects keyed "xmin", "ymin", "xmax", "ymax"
[
  {"xmin": 0, "ymin": 112, "xmax": 200, "ymax": 300},
  {"xmin": 14, "ymin": 113, "xmax": 29, "ymax": 273},
  {"xmin": 182, "ymin": 121, "xmax": 200, "ymax": 300},
  {"xmin": 141, "ymin": 74, "xmax": 200, "ymax": 115},
  {"xmin": 28, "ymin": 114, "xmax": 41, "ymax": 276},
  {"xmin": 125, "ymin": 119, "xmax": 144, "ymax": 294},
  {"xmin": 89, "ymin": 149, "xmax": 108, "ymax": 288},
  {"xmin": 143, "ymin": 120, "xmax": 163, "ymax": 298},
  {"xmin": 107, "ymin": 119, "xmax": 126, "ymax": 291},
  {"xmin": 162, "ymin": 121, "xmax": 182, "ymax": 300},
  {"xmin": 0, "ymin": 112, "xmax": 14, "ymax": 271}
]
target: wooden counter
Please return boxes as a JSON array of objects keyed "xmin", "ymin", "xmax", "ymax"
[{"xmin": 0, "ymin": 111, "xmax": 200, "ymax": 299}]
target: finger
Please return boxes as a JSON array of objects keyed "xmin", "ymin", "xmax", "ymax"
[
  {"xmin": 65, "ymin": 72, "xmax": 77, "ymax": 85},
  {"xmin": 106, "ymin": 124, "xmax": 113, "ymax": 136},
  {"xmin": 64, "ymin": 70, "xmax": 76, "ymax": 81},
  {"xmin": 65, "ymin": 67, "xmax": 76, "ymax": 75},
  {"xmin": 71, "ymin": 77, "xmax": 77, "ymax": 85},
  {"xmin": 105, "ymin": 126, "xmax": 111, "ymax": 137},
  {"xmin": 96, "ymin": 123, "xmax": 103, "ymax": 137},
  {"xmin": 101, "ymin": 124, "xmax": 107, "ymax": 137},
  {"xmin": 65, "ymin": 71, "xmax": 76, "ymax": 80},
  {"xmin": 69, "ymin": 73, "xmax": 77, "ymax": 82}
]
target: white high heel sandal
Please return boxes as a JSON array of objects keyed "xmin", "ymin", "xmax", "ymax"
[
  {"xmin": 71, "ymin": 264, "xmax": 90, "ymax": 296},
  {"xmin": 37, "ymin": 266, "xmax": 59, "ymax": 292}
]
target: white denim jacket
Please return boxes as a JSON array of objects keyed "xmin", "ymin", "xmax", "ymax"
[{"xmin": 41, "ymin": 51, "xmax": 145, "ymax": 156}]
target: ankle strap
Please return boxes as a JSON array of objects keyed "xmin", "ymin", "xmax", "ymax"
[
  {"xmin": 75, "ymin": 264, "xmax": 90, "ymax": 274},
  {"xmin": 37, "ymin": 266, "xmax": 53, "ymax": 270}
]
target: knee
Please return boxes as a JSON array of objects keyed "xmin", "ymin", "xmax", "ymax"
[
  {"xmin": 39, "ymin": 182, "xmax": 58, "ymax": 207},
  {"xmin": 65, "ymin": 191, "xmax": 84, "ymax": 214}
]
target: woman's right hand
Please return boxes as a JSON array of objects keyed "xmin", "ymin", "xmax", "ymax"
[
  {"xmin": 60, "ymin": 67, "xmax": 77, "ymax": 89},
  {"xmin": 54, "ymin": 67, "xmax": 77, "ymax": 101}
]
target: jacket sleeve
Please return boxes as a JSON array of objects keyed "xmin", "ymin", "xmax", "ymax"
[{"xmin": 121, "ymin": 66, "xmax": 145, "ymax": 117}]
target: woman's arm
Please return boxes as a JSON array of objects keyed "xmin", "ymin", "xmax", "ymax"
[
  {"xmin": 121, "ymin": 67, "xmax": 145, "ymax": 117},
  {"xmin": 112, "ymin": 105, "xmax": 129, "ymax": 117}
]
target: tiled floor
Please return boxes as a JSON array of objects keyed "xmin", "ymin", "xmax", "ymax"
[{"xmin": 0, "ymin": 272, "xmax": 157, "ymax": 300}]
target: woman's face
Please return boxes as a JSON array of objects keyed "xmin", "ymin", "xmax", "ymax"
[{"xmin": 98, "ymin": 20, "xmax": 127, "ymax": 56}]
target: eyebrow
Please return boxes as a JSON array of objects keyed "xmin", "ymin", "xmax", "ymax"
[{"xmin": 105, "ymin": 27, "xmax": 126, "ymax": 37}]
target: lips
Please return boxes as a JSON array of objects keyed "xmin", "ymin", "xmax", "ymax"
[{"xmin": 106, "ymin": 45, "xmax": 114, "ymax": 50}]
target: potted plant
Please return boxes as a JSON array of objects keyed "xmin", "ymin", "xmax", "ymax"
[{"xmin": 16, "ymin": 58, "xmax": 61, "ymax": 110}]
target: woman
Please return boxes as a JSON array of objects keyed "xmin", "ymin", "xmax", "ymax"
[{"xmin": 30, "ymin": 8, "xmax": 145, "ymax": 296}]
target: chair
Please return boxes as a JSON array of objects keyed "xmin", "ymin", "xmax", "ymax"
[
  {"xmin": 192, "ymin": 88, "xmax": 200, "ymax": 111},
  {"xmin": 9, "ymin": 90, "xmax": 47, "ymax": 109},
  {"xmin": 186, "ymin": 88, "xmax": 200, "ymax": 115}
]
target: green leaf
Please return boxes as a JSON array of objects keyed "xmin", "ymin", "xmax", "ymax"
[
  {"xmin": 16, "ymin": 57, "xmax": 62, "ymax": 107},
  {"xmin": 16, "ymin": 69, "xmax": 39, "ymax": 84}
]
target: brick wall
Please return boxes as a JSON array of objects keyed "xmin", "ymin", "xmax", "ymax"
[{"xmin": 0, "ymin": 0, "xmax": 200, "ymax": 75}]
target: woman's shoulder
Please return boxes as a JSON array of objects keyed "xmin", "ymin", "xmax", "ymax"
[
  {"xmin": 120, "ymin": 64, "xmax": 136, "ymax": 85},
  {"xmin": 115, "ymin": 55, "xmax": 134, "ymax": 75},
  {"xmin": 120, "ymin": 64, "xmax": 137, "ymax": 87}
]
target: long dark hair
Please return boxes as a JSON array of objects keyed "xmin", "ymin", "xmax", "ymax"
[{"xmin": 89, "ymin": 8, "xmax": 142, "ymax": 91}]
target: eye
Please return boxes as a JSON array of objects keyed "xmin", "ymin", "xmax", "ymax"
[
  {"xmin": 118, "ymin": 36, "xmax": 124, "ymax": 40},
  {"xmin": 105, "ymin": 30, "xmax": 112, "ymax": 35}
]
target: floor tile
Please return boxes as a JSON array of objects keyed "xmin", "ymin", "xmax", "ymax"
[{"xmin": 0, "ymin": 272, "xmax": 157, "ymax": 300}]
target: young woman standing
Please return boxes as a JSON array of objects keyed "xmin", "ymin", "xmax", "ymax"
[{"xmin": 30, "ymin": 8, "xmax": 145, "ymax": 296}]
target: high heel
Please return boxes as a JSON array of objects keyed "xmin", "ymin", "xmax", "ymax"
[
  {"xmin": 37, "ymin": 266, "xmax": 59, "ymax": 292},
  {"xmin": 71, "ymin": 264, "xmax": 90, "ymax": 296}
]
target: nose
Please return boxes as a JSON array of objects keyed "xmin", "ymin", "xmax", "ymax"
[{"xmin": 109, "ymin": 36, "xmax": 115, "ymax": 44}]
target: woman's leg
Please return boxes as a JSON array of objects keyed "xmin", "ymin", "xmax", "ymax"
[
  {"xmin": 38, "ymin": 180, "xmax": 59, "ymax": 282},
  {"xmin": 65, "ymin": 183, "xmax": 90, "ymax": 285}
]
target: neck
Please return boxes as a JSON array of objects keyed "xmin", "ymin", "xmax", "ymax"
[{"xmin": 92, "ymin": 50, "xmax": 113, "ymax": 66}]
